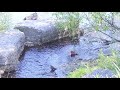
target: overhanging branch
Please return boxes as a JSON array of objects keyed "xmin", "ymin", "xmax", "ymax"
[{"xmin": 83, "ymin": 13, "xmax": 120, "ymax": 42}]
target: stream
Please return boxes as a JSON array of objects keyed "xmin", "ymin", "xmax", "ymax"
[{"xmin": 7, "ymin": 38, "xmax": 81, "ymax": 78}]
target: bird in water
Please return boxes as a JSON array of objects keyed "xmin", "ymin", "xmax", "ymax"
[
  {"xmin": 70, "ymin": 51, "xmax": 78, "ymax": 57},
  {"xmin": 50, "ymin": 65, "xmax": 57, "ymax": 73}
]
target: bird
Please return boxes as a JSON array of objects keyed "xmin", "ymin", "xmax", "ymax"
[
  {"xmin": 50, "ymin": 65, "xmax": 57, "ymax": 73},
  {"xmin": 103, "ymin": 40, "xmax": 112, "ymax": 45},
  {"xmin": 70, "ymin": 51, "xmax": 78, "ymax": 57}
]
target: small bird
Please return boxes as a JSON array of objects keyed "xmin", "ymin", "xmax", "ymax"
[
  {"xmin": 70, "ymin": 51, "xmax": 78, "ymax": 57},
  {"xmin": 104, "ymin": 40, "xmax": 111, "ymax": 45},
  {"xmin": 50, "ymin": 65, "xmax": 57, "ymax": 73}
]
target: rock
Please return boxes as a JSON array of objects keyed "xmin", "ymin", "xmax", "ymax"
[
  {"xmin": 85, "ymin": 30, "xmax": 113, "ymax": 42},
  {"xmin": 76, "ymin": 32, "xmax": 108, "ymax": 60},
  {"xmin": 75, "ymin": 30, "xmax": 120, "ymax": 61},
  {"xmin": 14, "ymin": 20, "xmax": 60, "ymax": 46},
  {"xmin": 82, "ymin": 69, "xmax": 115, "ymax": 78},
  {"xmin": 24, "ymin": 12, "xmax": 38, "ymax": 20},
  {"xmin": 108, "ymin": 42, "xmax": 120, "ymax": 51},
  {"xmin": 0, "ymin": 29, "xmax": 25, "ymax": 72},
  {"xmin": 14, "ymin": 20, "xmax": 81, "ymax": 47}
]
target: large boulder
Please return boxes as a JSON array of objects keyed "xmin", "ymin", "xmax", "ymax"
[
  {"xmin": 14, "ymin": 20, "xmax": 60, "ymax": 46},
  {"xmin": 14, "ymin": 20, "xmax": 81, "ymax": 47},
  {"xmin": 0, "ymin": 29, "xmax": 25, "ymax": 73}
]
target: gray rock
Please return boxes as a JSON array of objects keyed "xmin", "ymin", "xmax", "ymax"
[
  {"xmin": 82, "ymin": 69, "xmax": 115, "ymax": 78},
  {"xmin": 14, "ymin": 21, "xmax": 60, "ymax": 46},
  {"xmin": 14, "ymin": 20, "xmax": 80, "ymax": 47},
  {"xmin": 0, "ymin": 29, "xmax": 25, "ymax": 72},
  {"xmin": 76, "ymin": 32, "xmax": 108, "ymax": 60},
  {"xmin": 24, "ymin": 12, "xmax": 38, "ymax": 20},
  {"xmin": 75, "ymin": 30, "xmax": 120, "ymax": 61},
  {"xmin": 109, "ymin": 42, "xmax": 120, "ymax": 51}
]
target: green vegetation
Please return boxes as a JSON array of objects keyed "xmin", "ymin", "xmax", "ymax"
[
  {"xmin": 53, "ymin": 12, "xmax": 120, "ymax": 78},
  {"xmin": 68, "ymin": 50, "xmax": 120, "ymax": 78},
  {"xmin": 53, "ymin": 12, "xmax": 120, "ymax": 42},
  {"xmin": 1, "ymin": 12, "xmax": 120, "ymax": 78},
  {"xmin": 67, "ymin": 65, "xmax": 98, "ymax": 78},
  {"xmin": 0, "ymin": 12, "xmax": 12, "ymax": 32},
  {"xmin": 97, "ymin": 50, "xmax": 120, "ymax": 78},
  {"xmin": 53, "ymin": 12, "xmax": 83, "ymax": 39}
]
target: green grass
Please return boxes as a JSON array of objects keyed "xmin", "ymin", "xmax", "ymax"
[
  {"xmin": 68, "ymin": 49, "xmax": 120, "ymax": 78},
  {"xmin": 0, "ymin": 12, "xmax": 11, "ymax": 31},
  {"xmin": 97, "ymin": 49, "xmax": 119, "ymax": 72},
  {"xmin": 67, "ymin": 64, "xmax": 98, "ymax": 78},
  {"xmin": 53, "ymin": 12, "xmax": 82, "ymax": 39}
]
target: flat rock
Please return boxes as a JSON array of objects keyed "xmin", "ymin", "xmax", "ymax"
[
  {"xmin": 75, "ymin": 30, "xmax": 120, "ymax": 60},
  {"xmin": 14, "ymin": 20, "xmax": 60, "ymax": 46}
]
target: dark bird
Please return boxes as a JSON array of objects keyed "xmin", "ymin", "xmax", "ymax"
[
  {"xmin": 70, "ymin": 51, "xmax": 78, "ymax": 57},
  {"xmin": 104, "ymin": 40, "xmax": 112, "ymax": 45},
  {"xmin": 50, "ymin": 65, "xmax": 57, "ymax": 73}
]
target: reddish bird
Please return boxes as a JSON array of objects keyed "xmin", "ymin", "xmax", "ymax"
[{"xmin": 70, "ymin": 51, "xmax": 78, "ymax": 57}]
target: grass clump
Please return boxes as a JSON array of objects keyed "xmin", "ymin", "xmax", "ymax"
[
  {"xmin": 0, "ymin": 12, "xmax": 12, "ymax": 32},
  {"xmin": 97, "ymin": 49, "xmax": 120, "ymax": 77},
  {"xmin": 53, "ymin": 12, "xmax": 83, "ymax": 39},
  {"xmin": 97, "ymin": 49, "xmax": 119, "ymax": 71},
  {"xmin": 67, "ymin": 63, "xmax": 98, "ymax": 78}
]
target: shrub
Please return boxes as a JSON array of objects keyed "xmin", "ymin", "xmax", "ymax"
[
  {"xmin": 67, "ymin": 63, "xmax": 98, "ymax": 78},
  {"xmin": 53, "ymin": 12, "xmax": 83, "ymax": 39},
  {"xmin": 97, "ymin": 49, "xmax": 120, "ymax": 71},
  {"xmin": 0, "ymin": 12, "xmax": 12, "ymax": 31},
  {"xmin": 96, "ymin": 49, "xmax": 120, "ymax": 78}
]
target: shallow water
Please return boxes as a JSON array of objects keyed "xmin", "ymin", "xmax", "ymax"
[{"xmin": 13, "ymin": 38, "xmax": 80, "ymax": 78}]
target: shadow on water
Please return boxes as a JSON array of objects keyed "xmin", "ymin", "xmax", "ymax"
[{"xmin": 4, "ymin": 37, "xmax": 80, "ymax": 78}]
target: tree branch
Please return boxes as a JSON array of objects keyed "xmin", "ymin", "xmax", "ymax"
[
  {"xmin": 99, "ymin": 13, "xmax": 120, "ymax": 30},
  {"xmin": 84, "ymin": 13, "xmax": 120, "ymax": 42}
]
